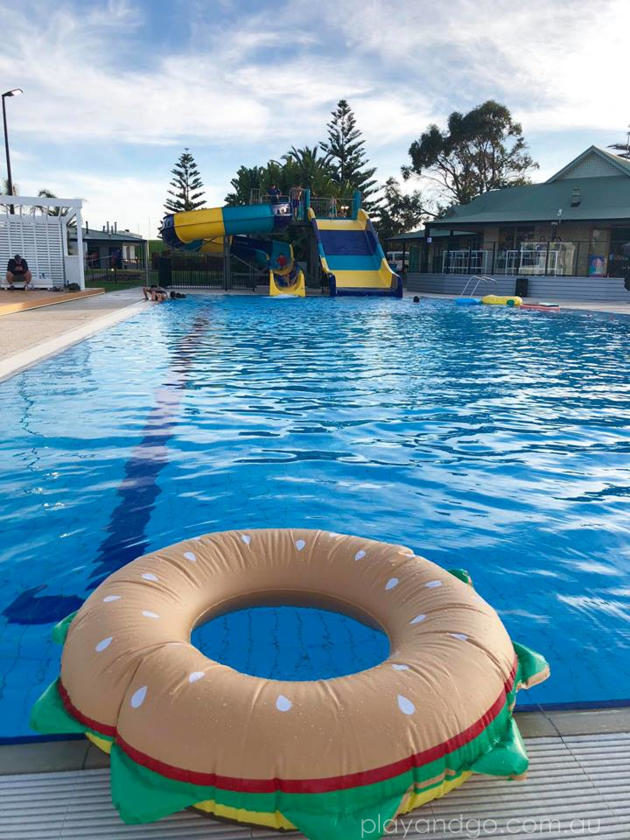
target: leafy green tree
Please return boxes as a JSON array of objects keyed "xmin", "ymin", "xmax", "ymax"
[
  {"xmin": 281, "ymin": 145, "xmax": 338, "ymax": 194},
  {"xmin": 225, "ymin": 165, "xmax": 267, "ymax": 205},
  {"xmin": 375, "ymin": 177, "xmax": 425, "ymax": 242},
  {"xmin": 225, "ymin": 148, "xmax": 339, "ymax": 206},
  {"xmin": 164, "ymin": 148, "xmax": 205, "ymax": 213},
  {"xmin": 320, "ymin": 99, "xmax": 378, "ymax": 204},
  {"xmin": 403, "ymin": 100, "xmax": 538, "ymax": 205}
]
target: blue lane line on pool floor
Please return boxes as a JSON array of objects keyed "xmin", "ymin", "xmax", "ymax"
[{"xmin": 2, "ymin": 314, "xmax": 210, "ymax": 625}]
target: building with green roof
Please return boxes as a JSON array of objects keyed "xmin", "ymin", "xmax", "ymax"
[{"xmin": 391, "ymin": 146, "xmax": 630, "ymax": 301}]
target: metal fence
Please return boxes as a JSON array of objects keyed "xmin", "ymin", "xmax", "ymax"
[
  {"xmin": 441, "ymin": 250, "xmax": 491, "ymax": 274},
  {"xmin": 84, "ymin": 266, "xmax": 147, "ymax": 286},
  {"xmin": 249, "ymin": 189, "xmax": 304, "ymax": 222},
  {"xmin": 168, "ymin": 269, "xmax": 265, "ymax": 291},
  {"xmin": 429, "ymin": 242, "xmax": 594, "ymax": 276},
  {"xmin": 308, "ymin": 196, "xmax": 354, "ymax": 220},
  {"xmin": 248, "ymin": 189, "xmax": 357, "ymax": 221}
]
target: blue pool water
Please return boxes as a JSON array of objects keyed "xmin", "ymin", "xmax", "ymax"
[
  {"xmin": 0, "ymin": 295, "xmax": 629, "ymax": 739},
  {"xmin": 192, "ymin": 606, "xmax": 390, "ymax": 680}
]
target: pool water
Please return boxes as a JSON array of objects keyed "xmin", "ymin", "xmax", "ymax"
[
  {"xmin": 0, "ymin": 295, "xmax": 629, "ymax": 739},
  {"xmin": 192, "ymin": 606, "xmax": 390, "ymax": 680}
]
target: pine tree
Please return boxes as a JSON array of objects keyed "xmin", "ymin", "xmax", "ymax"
[
  {"xmin": 375, "ymin": 178, "xmax": 425, "ymax": 242},
  {"xmin": 320, "ymin": 100, "xmax": 378, "ymax": 205},
  {"xmin": 164, "ymin": 149, "xmax": 205, "ymax": 213},
  {"xmin": 608, "ymin": 128, "xmax": 630, "ymax": 160}
]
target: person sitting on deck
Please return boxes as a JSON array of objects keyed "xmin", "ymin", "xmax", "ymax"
[
  {"xmin": 143, "ymin": 285, "xmax": 168, "ymax": 302},
  {"xmin": 5, "ymin": 254, "xmax": 32, "ymax": 290}
]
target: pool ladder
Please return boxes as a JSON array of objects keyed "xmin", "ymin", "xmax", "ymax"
[{"xmin": 459, "ymin": 275, "xmax": 497, "ymax": 297}]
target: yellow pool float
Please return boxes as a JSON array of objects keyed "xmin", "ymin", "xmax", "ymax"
[{"xmin": 482, "ymin": 295, "xmax": 523, "ymax": 307}]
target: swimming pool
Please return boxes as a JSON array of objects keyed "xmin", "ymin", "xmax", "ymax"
[{"xmin": 1, "ymin": 295, "xmax": 629, "ymax": 739}]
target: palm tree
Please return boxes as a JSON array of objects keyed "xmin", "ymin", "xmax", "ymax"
[
  {"xmin": 37, "ymin": 189, "xmax": 63, "ymax": 216},
  {"xmin": 36, "ymin": 189, "xmax": 76, "ymax": 226},
  {"xmin": 281, "ymin": 145, "xmax": 338, "ymax": 194}
]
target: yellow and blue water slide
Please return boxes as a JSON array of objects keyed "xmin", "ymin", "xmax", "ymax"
[
  {"xmin": 162, "ymin": 202, "xmax": 292, "ymax": 247},
  {"xmin": 308, "ymin": 203, "xmax": 402, "ymax": 297},
  {"xmin": 231, "ymin": 236, "xmax": 306, "ymax": 297},
  {"xmin": 161, "ymin": 202, "xmax": 305, "ymax": 296}
]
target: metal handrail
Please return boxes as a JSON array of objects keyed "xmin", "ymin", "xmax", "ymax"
[{"xmin": 459, "ymin": 275, "xmax": 497, "ymax": 297}]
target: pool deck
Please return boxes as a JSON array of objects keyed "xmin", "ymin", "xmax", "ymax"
[
  {"xmin": 0, "ymin": 287, "xmax": 105, "ymax": 317},
  {"xmin": 0, "ymin": 287, "xmax": 148, "ymax": 382},
  {"xmin": 406, "ymin": 290, "xmax": 630, "ymax": 316},
  {"xmin": 0, "ymin": 712, "xmax": 628, "ymax": 838}
]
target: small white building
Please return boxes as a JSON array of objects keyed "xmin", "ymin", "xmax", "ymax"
[{"xmin": 0, "ymin": 195, "xmax": 85, "ymax": 290}]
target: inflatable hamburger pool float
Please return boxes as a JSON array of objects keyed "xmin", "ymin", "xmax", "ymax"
[{"xmin": 32, "ymin": 528, "xmax": 549, "ymax": 840}]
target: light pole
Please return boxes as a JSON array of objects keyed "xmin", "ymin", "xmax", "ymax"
[{"xmin": 2, "ymin": 88, "xmax": 23, "ymax": 214}]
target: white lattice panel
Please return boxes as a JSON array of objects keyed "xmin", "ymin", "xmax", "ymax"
[{"xmin": 0, "ymin": 215, "xmax": 65, "ymax": 287}]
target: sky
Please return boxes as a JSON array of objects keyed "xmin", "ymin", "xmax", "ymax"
[{"xmin": 1, "ymin": 0, "xmax": 629, "ymax": 238}]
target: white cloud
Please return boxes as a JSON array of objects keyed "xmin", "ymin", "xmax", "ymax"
[
  {"xmin": 3, "ymin": 0, "xmax": 628, "ymax": 147},
  {"xmin": 15, "ymin": 171, "xmax": 228, "ymax": 238},
  {"xmin": 2, "ymin": 0, "xmax": 629, "ymax": 229},
  {"xmin": 308, "ymin": 0, "xmax": 630, "ymax": 133}
]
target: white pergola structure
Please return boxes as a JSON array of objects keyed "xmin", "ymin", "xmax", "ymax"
[{"xmin": 0, "ymin": 195, "xmax": 85, "ymax": 290}]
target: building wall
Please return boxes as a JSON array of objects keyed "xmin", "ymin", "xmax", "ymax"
[
  {"xmin": 406, "ymin": 273, "xmax": 630, "ymax": 301},
  {"xmin": 481, "ymin": 226, "xmax": 500, "ymax": 250},
  {"xmin": 479, "ymin": 223, "xmax": 608, "ymax": 276},
  {"xmin": 85, "ymin": 240, "xmax": 144, "ymax": 269},
  {"xmin": 554, "ymin": 156, "xmax": 621, "ymax": 179},
  {"xmin": 526, "ymin": 275, "xmax": 630, "ymax": 301},
  {"xmin": 406, "ymin": 274, "xmax": 516, "ymax": 295}
]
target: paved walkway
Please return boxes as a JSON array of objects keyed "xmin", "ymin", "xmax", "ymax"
[
  {"xmin": 0, "ymin": 288, "xmax": 147, "ymax": 381},
  {"xmin": 0, "ymin": 288, "xmax": 104, "ymax": 318}
]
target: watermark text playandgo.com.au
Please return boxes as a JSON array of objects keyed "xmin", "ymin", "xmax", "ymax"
[{"xmin": 361, "ymin": 815, "xmax": 602, "ymax": 838}]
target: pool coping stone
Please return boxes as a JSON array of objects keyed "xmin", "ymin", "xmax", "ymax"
[{"xmin": 1, "ymin": 707, "xmax": 628, "ymax": 775}]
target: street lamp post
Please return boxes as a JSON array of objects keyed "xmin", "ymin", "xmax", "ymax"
[{"xmin": 2, "ymin": 88, "xmax": 23, "ymax": 214}]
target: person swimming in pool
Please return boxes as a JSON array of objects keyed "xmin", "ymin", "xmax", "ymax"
[{"xmin": 143, "ymin": 285, "xmax": 168, "ymax": 302}]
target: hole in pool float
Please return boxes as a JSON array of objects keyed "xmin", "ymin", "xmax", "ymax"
[{"xmin": 191, "ymin": 603, "xmax": 390, "ymax": 681}]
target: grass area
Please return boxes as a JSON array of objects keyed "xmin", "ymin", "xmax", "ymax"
[
  {"xmin": 86, "ymin": 270, "xmax": 159, "ymax": 293},
  {"xmin": 86, "ymin": 279, "xmax": 145, "ymax": 293}
]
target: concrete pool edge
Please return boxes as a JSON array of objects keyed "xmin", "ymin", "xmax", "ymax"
[
  {"xmin": 405, "ymin": 290, "xmax": 630, "ymax": 317},
  {"xmin": 1, "ymin": 707, "xmax": 629, "ymax": 775},
  {"xmin": 0, "ymin": 296, "xmax": 149, "ymax": 383}
]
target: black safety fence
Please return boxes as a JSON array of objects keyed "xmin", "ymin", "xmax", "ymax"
[{"xmin": 156, "ymin": 257, "xmax": 266, "ymax": 291}]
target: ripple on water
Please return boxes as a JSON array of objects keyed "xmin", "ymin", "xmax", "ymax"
[{"xmin": 0, "ymin": 297, "xmax": 629, "ymax": 736}]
